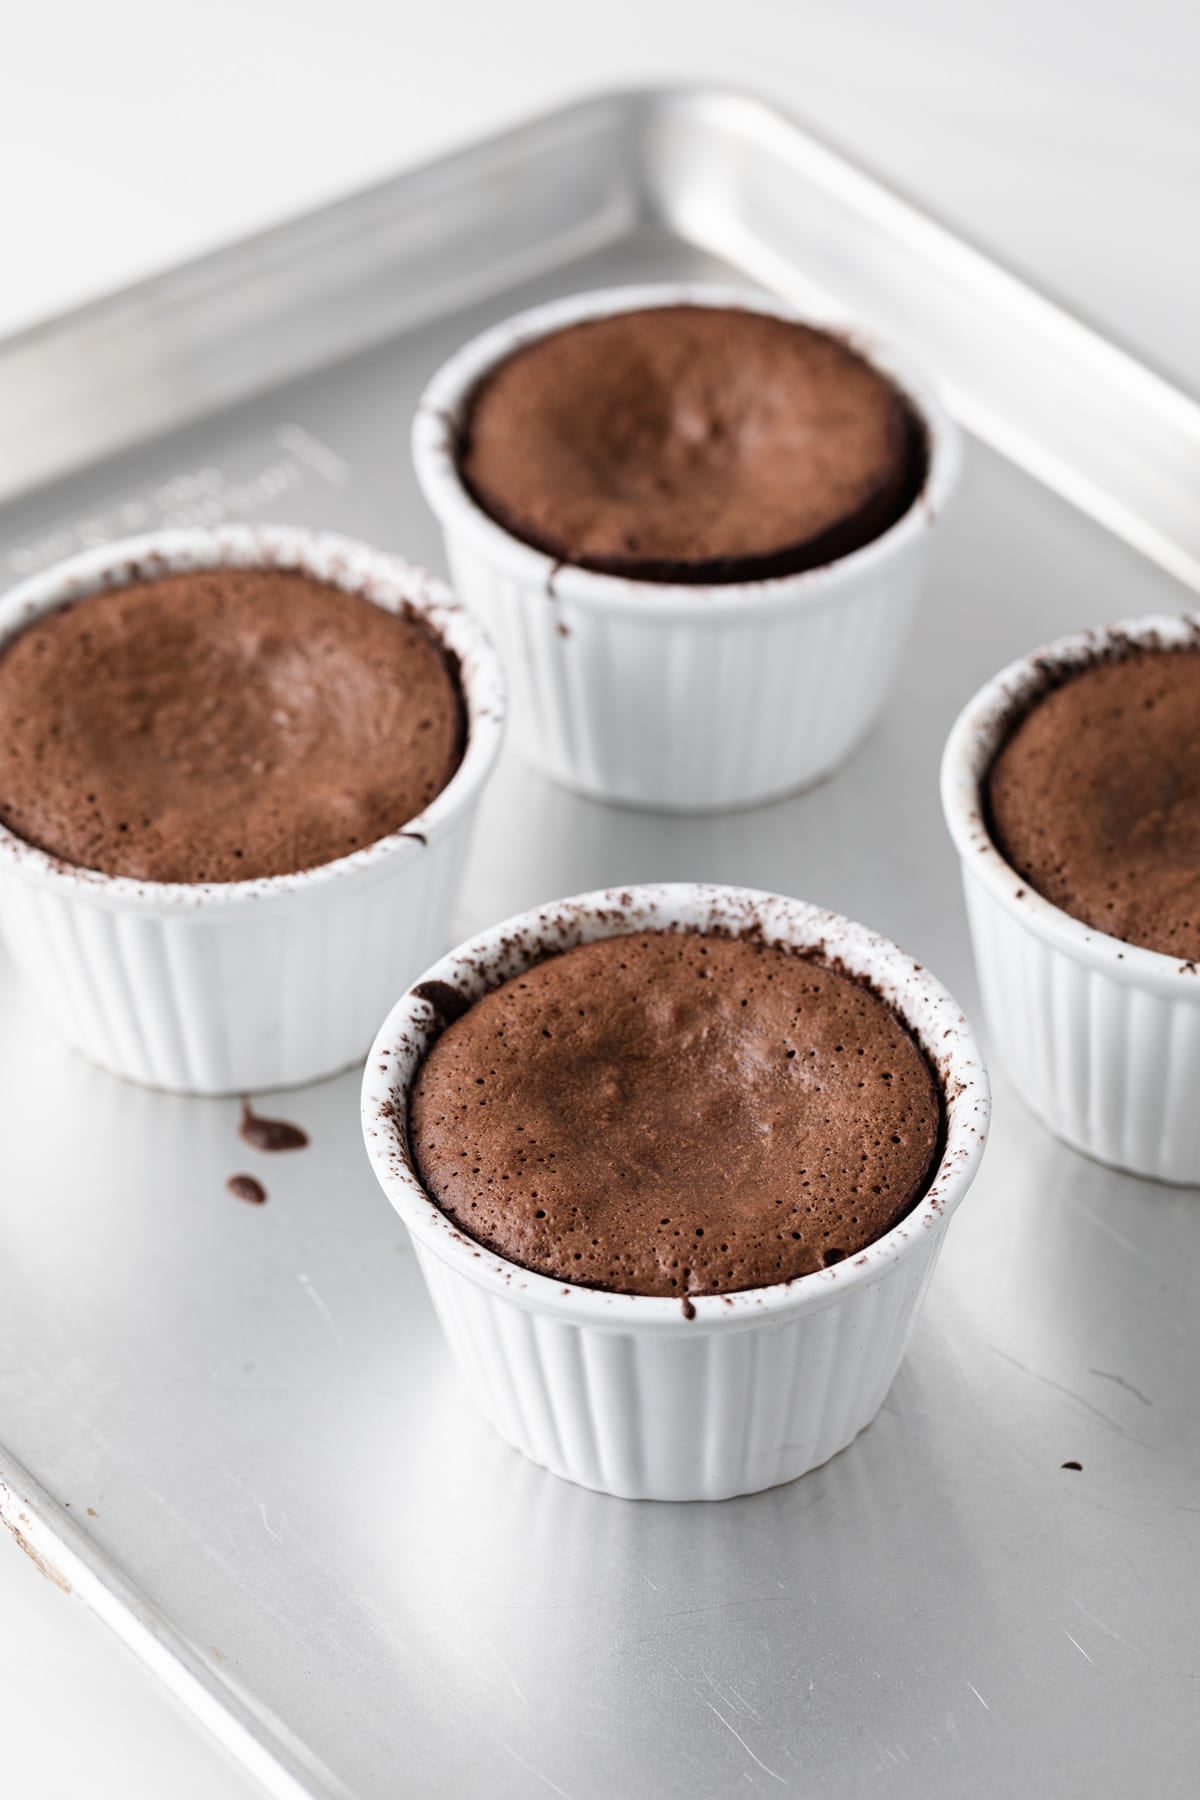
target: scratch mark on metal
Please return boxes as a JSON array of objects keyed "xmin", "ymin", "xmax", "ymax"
[
  {"xmin": 297, "ymin": 1273, "xmax": 345, "ymax": 1347},
  {"xmin": 1071, "ymin": 1488, "xmax": 1199, "ymax": 1552},
  {"xmin": 699, "ymin": 1663, "xmax": 741, "ymax": 1714},
  {"xmin": 989, "ymin": 1346, "xmax": 1183, "ymax": 1464},
  {"xmin": 705, "ymin": 1701, "xmax": 788, "ymax": 1785},
  {"xmin": 1055, "ymin": 1192, "xmax": 1193, "ymax": 1290},
  {"xmin": 966, "ymin": 1682, "xmax": 990, "ymax": 1710},
  {"xmin": 1088, "ymin": 1368, "xmax": 1154, "ymax": 1407},
  {"xmin": 989, "ymin": 1346, "xmax": 1125, "ymax": 1430},
  {"xmin": 1069, "ymin": 1596, "xmax": 1143, "ymax": 1655},
  {"xmin": 729, "ymin": 1684, "xmax": 763, "ymax": 1721},
  {"xmin": 1063, "ymin": 1628, "xmax": 1094, "ymax": 1664},
  {"xmin": 475, "ymin": 1630, "xmax": 529, "ymax": 1706},
  {"xmin": 357, "ymin": 1594, "xmax": 573, "ymax": 1799},
  {"xmin": 221, "ymin": 1468, "xmax": 281, "ymax": 1540}
]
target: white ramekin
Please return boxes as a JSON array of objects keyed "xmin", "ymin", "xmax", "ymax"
[
  {"xmin": 413, "ymin": 282, "xmax": 960, "ymax": 813},
  {"xmin": 362, "ymin": 883, "xmax": 989, "ymax": 1501},
  {"xmin": 0, "ymin": 525, "xmax": 505, "ymax": 1095},
  {"xmin": 942, "ymin": 613, "xmax": 1200, "ymax": 1184}
]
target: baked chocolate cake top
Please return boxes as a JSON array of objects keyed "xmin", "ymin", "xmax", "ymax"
[
  {"xmin": 0, "ymin": 566, "xmax": 465, "ymax": 883},
  {"xmin": 409, "ymin": 931, "xmax": 941, "ymax": 1299},
  {"xmin": 988, "ymin": 648, "xmax": 1200, "ymax": 960},
  {"xmin": 458, "ymin": 305, "xmax": 926, "ymax": 584}
]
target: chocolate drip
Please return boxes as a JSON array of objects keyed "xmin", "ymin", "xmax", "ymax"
[
  {"xmin": 227, "ymin": 1173, "xmax": 267, "ymax": 1204},
  {"xmin": 239, "ymin": 1100, "xmax": 309, "ymax": 1153}
]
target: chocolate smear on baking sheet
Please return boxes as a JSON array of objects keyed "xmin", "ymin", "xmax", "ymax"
[
  {"xmin": 239, "ymin": 1099, "xmax": 309, "ymax": 1153},
  {"xmin": 227, "ymin": 1174, "xmax": 267, "ymax": 1205}
]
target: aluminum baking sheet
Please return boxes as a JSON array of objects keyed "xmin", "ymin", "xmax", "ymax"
[{"xmin": 1, "ymin": 89, "xmax": 1198, "ymax": 1800}]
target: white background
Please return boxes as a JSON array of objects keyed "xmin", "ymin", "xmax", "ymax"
[{"xmin": 2, "ymin": 2, "xmax": 1198, "ymax": 1795}]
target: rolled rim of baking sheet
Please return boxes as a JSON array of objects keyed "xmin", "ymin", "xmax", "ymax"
[
  {"xmin": 0, "ymin": 523, "xmax": 506, "ymax": 912},
  {"xmin": 941, "ymin": 610, "xmax": 1200, "ymax": 993},
  {"xmin": 411, "ymin": 281, "xmax": 961, "ymax": 622},
  {"xmin": 362, "ymin": 881, "xmax": 990, "ymax": 1330}
]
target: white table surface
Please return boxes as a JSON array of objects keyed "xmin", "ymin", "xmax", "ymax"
[{"xmin": 2, "ymin": 3, "xmax": 1197, "ymax": 1795}]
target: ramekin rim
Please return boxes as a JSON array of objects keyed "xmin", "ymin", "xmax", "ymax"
[
  {"xmin": 940, "ymin": 610, "xmax": 1200, "ymax": 988},
  {"xmin": 361, "ymin": 882, "xmax": 990, "ymax": 1330},
  {"xmin": 412, "ymin": 281, "xmax": 960, "ymax": 621},
  {"xmin": 0, "ymin": 524, "xmax": 507, "ymax": 912}
]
